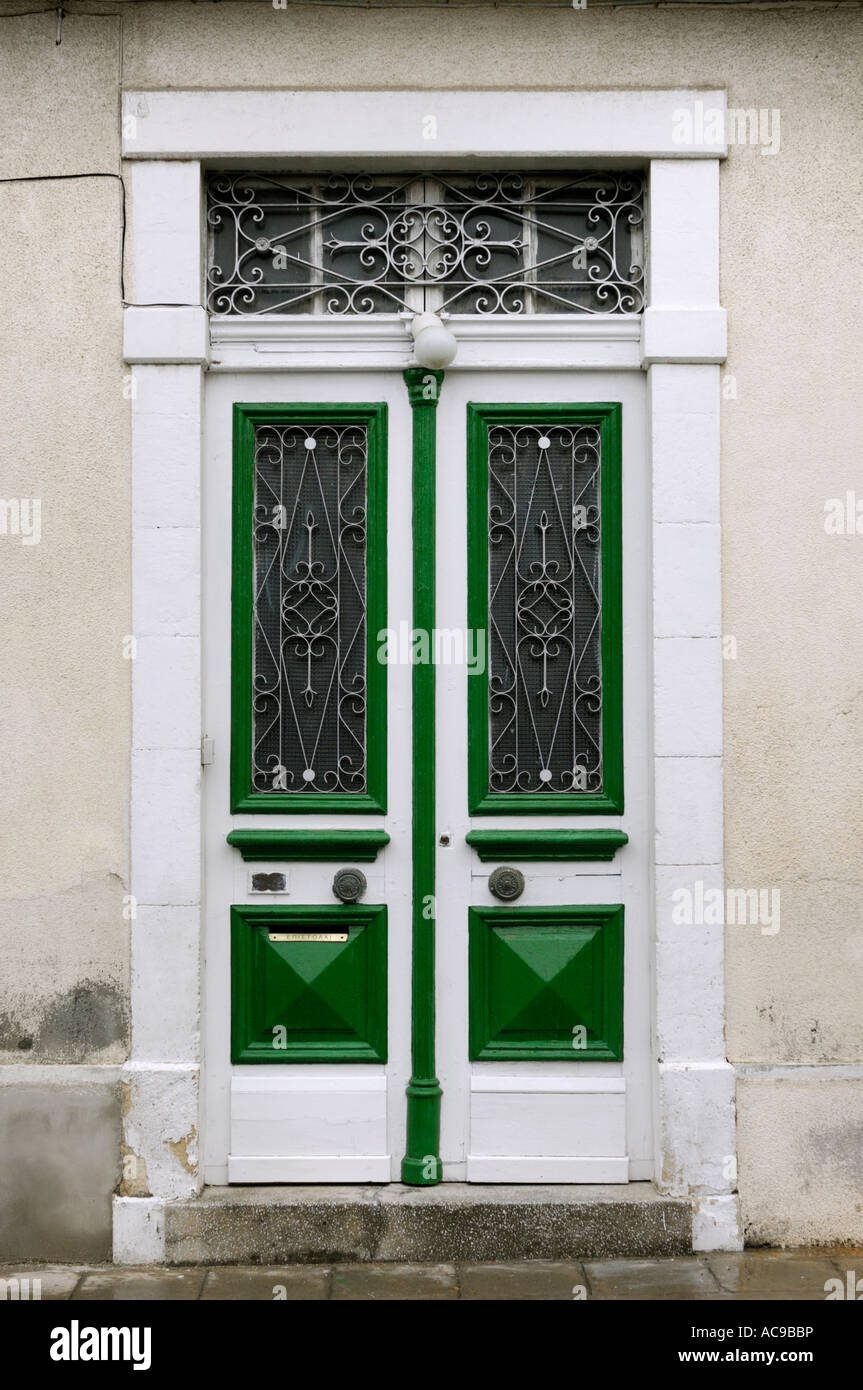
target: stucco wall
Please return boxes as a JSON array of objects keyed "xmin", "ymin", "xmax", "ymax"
[
  {"xmin": 0, "ymin": 0, "xmax": 861, "ymax": 1248},
  {"xmin": 0, "ymin": 12, "xmax": 129, "ymax": 1065}
]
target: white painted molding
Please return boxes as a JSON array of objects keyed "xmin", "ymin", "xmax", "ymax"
[
  {"xmin": 449, "ymin": 316, "xmax": 641, "ymax": 343},
  {"xmin": 124, "ymin": 306, "xmax": 209, "ymax": 364},
  {"xmin": 121, "ymin": 1063, "xmax": 201, "ymax": 1201},
  {"xmin": 467, "ymin": 1157, "xmax": 630, "ymax": 1182},
  {"xmin": 124, "ymin": 140, "xmax": 205, "ymax": 1229},
  {"xmin": 128, "ymin": 161, "xmax": 203, "ymax": 306},
  {"xmin": 648, "ymin": 161, "xmax": 721, "ymax": 307},
  {"xmin": 649, "ymin": 363, "xmax": 720, "ymax": 524},
  {"xmin": 227, "ymin": 1156, "xmax": 391, "ymax": 1182},
  {"xmin": 692, "ymin": 1194, "xmax": 744, "ymax": 1253},
  {"xmin": 212, "ymin": 315, "xmax": 640, "ymax": 346},
  {"xmin": 211, "ymin": 315, "xmax": 411, "ymax": 371},
  {"xmin": 122, "ymin": 89, "xmax": 728, "ymax": 161},
  {"xmin": 641, "ymin": 308, "xmax": 727, "ymax": 365},
  {"xmin": 113, "ymin": 1197, "xmax": 166, "ymax": 1265},
  {"xmin": 210, "ymin": 315, "xmax": 643, "ymax": 372},
  {"xmin": 126, "ymin": 356, "xmax": 204, "ymax": 1209},
  {"xmin": 657, "ymin": 1061, "xmax": 737, "ymax": 1192},
  {"xmin": 471, "ymin": 1076, "xmax": 626, "ymax": 1094},
  {"xmin": 644, "ymin": 160, "xmax": 726, "ymax": 364},
  {"xmin": 650, "ymin": 351, "xmax": 737, "ymax": 1239}
]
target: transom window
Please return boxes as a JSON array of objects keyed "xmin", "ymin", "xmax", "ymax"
[{"xmin": 207, "ymin": 172, "xmax": 645, "ymax": 317}]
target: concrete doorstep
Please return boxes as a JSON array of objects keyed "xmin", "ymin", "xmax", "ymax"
[{"xmin": 161, "ymin": 1182, "xmax": 692, "ymax": 1265}]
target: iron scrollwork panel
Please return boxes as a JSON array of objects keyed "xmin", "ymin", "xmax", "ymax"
[
  {"xmin": 487, "ymin": 424, "xmax": 603, "ymax": 796},
  {"xmin": 252, "ymin": 423, "xmax": 368, "ymax": 796},
  {"xmin": 207, "ymin": 172, "xmax": 644, "ymax": 317}
]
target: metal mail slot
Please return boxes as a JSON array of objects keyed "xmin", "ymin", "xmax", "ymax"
[{"xmin": 267, "ymin": 931, "xmax": 348, "ymax": 943}]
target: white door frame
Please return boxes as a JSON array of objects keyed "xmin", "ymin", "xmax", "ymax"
[{"xmin": 115, "ymin": 88, "xmax": 739, "ymax": 1261}]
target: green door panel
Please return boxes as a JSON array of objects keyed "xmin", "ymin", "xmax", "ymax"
[
  {"xmin": 469, "ymin": 904, "xmax": 623, "ymax": 1061},
  {"xmin": 231, "ymin": 903, "xmax": 387, "ymax": 1063}
]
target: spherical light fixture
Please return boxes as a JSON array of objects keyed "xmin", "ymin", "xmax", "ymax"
[{"xmin": 410, "ymin": 312, "xmax": 458, "ymax": 369}]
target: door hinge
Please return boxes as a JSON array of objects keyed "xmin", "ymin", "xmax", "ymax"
[{"xmin": 200, "ymin": 735, "xmax": 215, "ymax": 767}]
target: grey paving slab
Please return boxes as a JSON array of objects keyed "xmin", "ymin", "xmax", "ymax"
[
  {"xmin": 200, "ymin": 1266, "xmax": 330, "ymax": 1300},
  {"xmin": 458, "ymin": 1260, "xmax": 587, "ymax": 1300},
  {"xmin": 584, "ymin": 1256, "xmax": 724, "ymax": 1300},
  {"xmin": 0, "ymin": 1265, "xmax": 86, "ymax": 1300},
  {"xmin": 717, "ymin": 1291, "xmax": 833, "ymax": 1301},
  {"xmin": 330, "ymin": 1262, "xmax": 458, "ymax": 1300},
  {"xmin": 73, "ymin": 1268, "xmax": 206, "ymax": 1301},
  {"xmin": 706, "ymin": 1251, "xmax": 853, "ymax": 1297},
  {"xmin": 9, "ymin": 1251, "xmax": 856, "ymax": 1301}
]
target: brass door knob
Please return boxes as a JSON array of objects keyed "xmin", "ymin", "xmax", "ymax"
[
  {"xmin": 332, "ymin": 867, "xmax": 367, "ymax": 903},
  {"xmin": 488, "ymin": 866, "xmax": 525, "ymax": 901}
]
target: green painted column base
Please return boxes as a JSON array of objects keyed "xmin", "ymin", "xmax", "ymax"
[{"xmin": 401, "ymin": 1079, "xmax": 443, "ymax": 1185}]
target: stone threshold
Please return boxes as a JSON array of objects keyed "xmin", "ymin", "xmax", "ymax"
[{"xmin": 164, "ymin": 1182, "xmax": 692, "ymax": 1265}]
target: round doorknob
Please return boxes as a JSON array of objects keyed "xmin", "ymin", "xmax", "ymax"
[
  {"xmin": 332, "ymin": 867, "xmax": 367, "ymax": 903},
  {"xmin": 488, "ymin": 866, "xmax": 525, "ymax": 901}
]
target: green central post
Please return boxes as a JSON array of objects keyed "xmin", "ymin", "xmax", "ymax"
[{"xmin": 401, "ymin": 367, "xmax": 444, "ymax": 1185}]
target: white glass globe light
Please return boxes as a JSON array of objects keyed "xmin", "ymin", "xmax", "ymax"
[{"xmin": 410, "ymin": 312, "xmax": 458, "ymax": 369}]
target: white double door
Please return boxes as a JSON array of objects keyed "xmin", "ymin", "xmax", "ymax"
[{"xmin": 203, "ymin": 363, "xmax": 651, "ymax": 1184}]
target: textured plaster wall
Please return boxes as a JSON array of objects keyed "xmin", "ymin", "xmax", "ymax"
[
  {"xmin": 737, "ymin": 1074, "xmax": 863, "ymax": 1247},
  {"xmin": 0, "ymin": 1076, "xmax": 121, "ymax": 1261},
  {"xmin": 0, "ymin": 12, "xmax": 130, "ymax": 1063},
  {"xmin": 0, "ymin": 1, "xmax": 861, "ymax": 1244}
]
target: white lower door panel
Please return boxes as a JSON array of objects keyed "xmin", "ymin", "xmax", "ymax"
[
  {"xmin": 467, "ymin": 1076, "xmax": 628, "ymax": 1182},
  {"xmin": 228, "ymin": 1074, "xmax": 390, "ymax": 1183}
]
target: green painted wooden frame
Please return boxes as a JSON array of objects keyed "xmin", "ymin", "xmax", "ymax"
[
  {"xmin": 231, "ymin": 903, "xmax": 387, "ymax": 1063},
  {"xmin": 468, "ymin": 904, "xmax": 624, "ymax": 1061},
  {"xmin": 465, "ymin": 829, "xmax": 628, "ymax": 862},
  {"xmin": 231, "ymin": 402, "xmax": 387, "ymax": 813},
  {"xmin": 467, "ymin": 402, "xmax": 623, "ymax": 815},
  {"xmin": 227, "ymin": 829, "xmax": 390, "ymax": 862}
]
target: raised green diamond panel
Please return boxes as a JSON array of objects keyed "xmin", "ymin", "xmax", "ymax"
[
  {"xmin": 231, "ymin": 904, "xmax": 387, "ymax": 1063},
  {"xmin": 468, "ymin": 905, "xmax": 623, "ymax": 1061}
]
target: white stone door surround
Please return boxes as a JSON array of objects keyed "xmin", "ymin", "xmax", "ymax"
[{"xmin": 115, "ymin": 88, "xmax": 739, "ymax": 1261}]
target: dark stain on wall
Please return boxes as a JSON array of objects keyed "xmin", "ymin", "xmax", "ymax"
[{"xmin": 0, "ymin": 980, "xmax": 128, "ymax": 1061}]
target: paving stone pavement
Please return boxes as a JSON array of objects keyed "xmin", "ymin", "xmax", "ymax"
[{"xmin": 0, "ymin": 1250, "xmax": 859, "ymax": 1300}]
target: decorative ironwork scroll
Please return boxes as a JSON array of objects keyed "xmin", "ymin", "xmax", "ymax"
[
  {"xmin": 251, "ymin": 423, "xmax": 368, "ymax": 794},
  {"xmin": 207, "ymin": 172, "xmax": 644, "ymax": 316},
  {"xmin": 487, "ymin": 424, "xmax": 602, "ymax": 794}
]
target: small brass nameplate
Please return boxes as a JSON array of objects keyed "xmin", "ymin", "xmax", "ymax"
[{"xmin": 268, "ymin": 931, "xmax": 348, "ymax": 944}]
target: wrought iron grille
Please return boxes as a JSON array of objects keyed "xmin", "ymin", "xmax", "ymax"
[
  {"xmin": 207, "ymin": 172, "xmax": 645, "ymax": 316},
  {"xmin": 487, "ymin": 424, "xmax": 602, "ymax": 794},
  {"xmin": 252, "ymin": 423, "xmax": 368, "ymax": 795}
]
